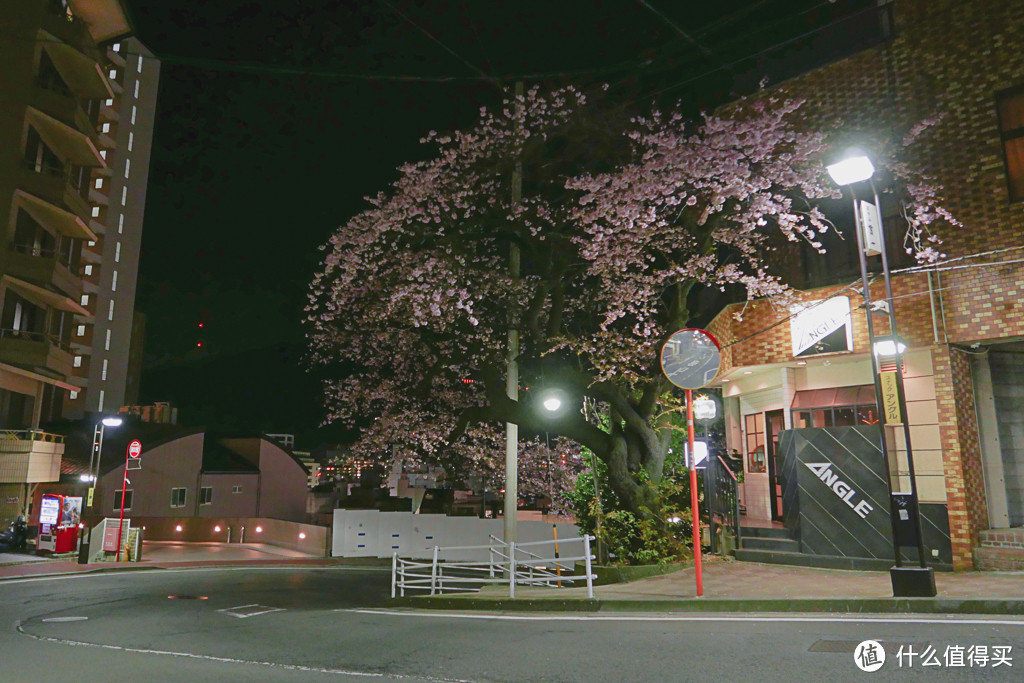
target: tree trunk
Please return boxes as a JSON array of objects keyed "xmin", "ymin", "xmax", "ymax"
[{"xmin": 600, "ymin": 420, "xmax": 668, "ymax": 517}]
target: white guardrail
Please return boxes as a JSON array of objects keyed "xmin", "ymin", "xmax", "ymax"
[{"xmin": 392, "ymin": 534, "xmax": 596, "ymax": 599}]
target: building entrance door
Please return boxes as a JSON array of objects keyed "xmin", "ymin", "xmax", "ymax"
[{"xmin": 766, "ymin": 409, "xmax": 786, "ymax": 521}]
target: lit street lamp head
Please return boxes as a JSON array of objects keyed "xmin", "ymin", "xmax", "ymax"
[
  {"xmin": 827, "ymin": 148, "xmax": 875, "ymax": 186},
  {"xmin": 542, "ymin": 396, "xmax": 562, "ymax": 412},
  {"xmin": 101, "ymin": 417, "xmax": 124, "ymax": 427}
]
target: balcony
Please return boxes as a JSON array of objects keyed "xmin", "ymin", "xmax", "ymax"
[
  {"xmin": 5, "ymin": 246, "xmax": 83, "ymax": 301},
  {"xmin": 17, "ymin": 162, "xmax": 91, "ymax": 224},
  {"xmin": 0, "ymin": 329, "xmax": 75, "ymax": 380},
  {"xmin": 26, "ymin": 107, "xmax": 105, "ymax": 169},
  {"xmin": 0, "ymin": 430, "xmax": 65, "ymax": 484},
  {"xmin": 12, "ymin": 190, "xmax": 97, "ymax": 242},
  {"xmin": 38, "ymin": 3, "xmax": 92, "ymax": 55}
]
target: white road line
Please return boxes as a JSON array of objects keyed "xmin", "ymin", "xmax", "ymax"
[
  {"xmin": 0, "ymin": 565, "xmax": 389, "ymax": 586},
  {"xmin": 347, "ymin": 608, "xmax": 1024, "ymax": 627},
  {"xmin": 41, "ymin": 616, "xmax": 88, "ymax": 623},
  {"xmin": 217, "ymin": 604, "xmax": 285, "ymax": 618},
  {"xmin": 16, "ymin": 623, "xmax": 473, "ymax": 681}
]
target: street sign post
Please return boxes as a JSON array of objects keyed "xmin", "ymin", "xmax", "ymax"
[
  {"xmin": 116, "ymin": 440, "xmax": 141, "ymax": 561},
  {"xmin": 661, "ymin": 328, "xmax": 721, "ymax": 598}
]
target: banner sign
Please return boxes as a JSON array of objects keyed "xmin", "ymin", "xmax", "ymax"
[
  {"xmin": 790, "ymin": 297, "xmax": 853, "ymax": 357},
  {"xmin": 880, "ymin": 370, "xmax": 903, "ymax": 424}
]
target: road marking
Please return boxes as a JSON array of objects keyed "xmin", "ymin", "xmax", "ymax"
[
  {"xmin": 15, "ymin": 623, "xmax": 474, "ymax": 682},
  {"xmin": 348, "ymin": 608, "xmax": 1024, "ymax": 627},
  {"xmin": 0, "ymin": 565, "xmax": 389, "ymax": 586},
  {"xmin": 217, "ymin": 603, "xmax": 285, "ymax": 618},
  {"xmin": 41, "ymin": 616, "xmax": 88, "ymax": 623}
]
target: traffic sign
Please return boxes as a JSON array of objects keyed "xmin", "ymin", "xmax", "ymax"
[{"xmin": 127, "ymin": 440, "xmax": 142, "ymax": 458}]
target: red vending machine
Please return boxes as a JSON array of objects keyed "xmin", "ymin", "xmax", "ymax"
[{"xmin": 37, "ymin": 494, "xmax": 82, "ymax": 553}]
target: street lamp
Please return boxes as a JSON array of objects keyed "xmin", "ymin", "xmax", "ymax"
[
  {"xmin": 77, "ymin": 415, "xmax": 123, "ymax": 564},
  {"xmin": 827, "ymin": 149, "xmax": 935, "ymax": 597}
]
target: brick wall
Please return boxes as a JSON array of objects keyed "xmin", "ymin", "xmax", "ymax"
[{"xmin": 708, "ymin": 0, "xmax": 1024, "ymax": 568}]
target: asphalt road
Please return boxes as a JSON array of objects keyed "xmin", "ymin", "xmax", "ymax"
[{"xmin": 2, "ymin": 566, "xmax": 1023, "ymax": 682}]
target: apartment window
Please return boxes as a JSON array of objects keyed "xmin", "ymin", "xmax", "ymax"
[
  {"xmin": 80, "ymin": 294, "xmax": 89, "ymax": 306},
  {"xmin": 199, "ymin": 487, "xmax": 213, "ymax": 506},
  {"xmin": 128, "ymin": 132, "xmax": 134, "ymax": 151},
  {"xmin": 232, "ymin": 485, "xmax": 243, "ymax": 494},
  {"xmin": 124, "ymin": 159, "xmax": 131, "ymax": 178},
  {"xmin": 120, "ymin": 187, "xmax": 127, "ymax": 206},
  {"xmin": 105, "ymin": 98, "xmax": 113, "ymax": 106},
  {"xmin": 108, "ymin": 69, "xmax": 117, "ymax": 79},
  {"xmin": 100, "ymin": 149, "xmax": 107, "ymax": 159},
  {"xmin": 134, "ymin": 81, "xmax": 140, "ymax": 98},
  {"xmin": 111, "ymin": 270, "xmax": 118, "ymax": 291},
  {"xmin": 69, "ymin": 390, "xmax": 78, "ymax": 400},
  {"xmin": 997, "ymin": 86, "xmax": 1024, "ymax": 201},
  {"xmin": 73, "ymin": 355, "xmax": 82, "ymax": 368},
  {"xmin": 97, "ymin": 389, "xmax": 104, "ymax": 411},
  {"xmin": 94, "ymin": 178, "xmax": 103, "ymax": 189},
  {"xmin": 170, "ymin": 487, "xmax": 187, "ymax": 508},
  {"xmin": 114, "ymin": 489, "xmax": 133, "ymax": 510},
  {"xmin": 118, "ymin": 215, "xmax": 124, "ymax": 233},
  {"xmin": 87, "ymin": 240, "xmax": 96, "ymax": 247},
  {"xmin": 112, "ymin": 42, "xmax": 121, "ymax": 52},
  {"xmin": 101, "ymin": 359, "xmax": 108, "ymax": 380},
  {"xmin": 115, "ymin": 243, "xmax": 121, "ymax": 262},
  {"xmin": 108, "ymin": 299, "xmax": 114, "ymax": 320},
  {"xmin": 131, "ymin": 106, "xmax": 137, "ymax": 124},
  {"xmin": 84, "ymin": 265, "xmax": 93, "ymax": 276},
  {"xmin": 101, "ymin": 123, "xmax": 111, "ymax": 133},
  {"xmin": 137, "ymin": 55, "xmax": 144, "ymax": 72},
  {"xmin": 104, "ymin": 329, "xmax": 111, "ymax": 350},
  {"xmin": 76, "ymin": 324, "xmax": 85, "ymax": 336},
  {"xmin": 91, "ymin": 206, "xmax": 100, "ymax": 218}
]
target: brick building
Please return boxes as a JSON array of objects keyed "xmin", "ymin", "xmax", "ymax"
[{"xmin": 706, "ymin": 0, "xmax": 1024, "ymax": 570}]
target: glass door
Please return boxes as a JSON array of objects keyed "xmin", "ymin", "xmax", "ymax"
[{"xmin": 766, "ymin": 410, "xmax": 786, "ymax": 521}]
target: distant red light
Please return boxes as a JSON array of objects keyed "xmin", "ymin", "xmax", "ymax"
[
  {"xmin": 198, "ymin": 323, "xmax": 204, "ymax": 328},
  {"xmin": 196, "ymin": 342, "xmax": 202, "ymax": 348}
]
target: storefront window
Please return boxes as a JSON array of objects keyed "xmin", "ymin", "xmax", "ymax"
[{"xmin": 791, "ymin": 385, "xmax": 878, "ymax": 429}]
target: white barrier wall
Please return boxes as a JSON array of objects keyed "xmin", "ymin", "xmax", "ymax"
[{"xmin": 331, "ymin": 510, "xmax": 578, "ymax": 560}]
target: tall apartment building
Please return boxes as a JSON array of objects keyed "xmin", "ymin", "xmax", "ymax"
[
  {"xmin": 0, "ymin": 0, "xmax": 156, "ymax": 520},
  {"xmin": 704, "ymin": 0, "xmax": 1024, "ymax": 570}
]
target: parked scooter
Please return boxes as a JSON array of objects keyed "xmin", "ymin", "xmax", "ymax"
[{"xmin": 0, "ymin": 516, "xmax": 28, "ymax": 552}]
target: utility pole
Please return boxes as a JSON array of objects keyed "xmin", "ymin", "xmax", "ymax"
[{"xmin": 503, "ymin": 81, "xmax": 523, "ymax": 546}]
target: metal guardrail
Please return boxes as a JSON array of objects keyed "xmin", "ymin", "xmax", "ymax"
[
  {"xmin": 0, "ymin": 429, "xmax": 65, "ymax": 444},
  {"xmin": 392, "ymin": 534, "xmax": 596, "ymax": 599}
]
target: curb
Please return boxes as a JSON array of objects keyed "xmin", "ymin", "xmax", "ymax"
[{"xmin": 394, "ymin": 595, "xmax": 1024, "ymax": 616}]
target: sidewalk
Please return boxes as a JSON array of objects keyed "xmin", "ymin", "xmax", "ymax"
[{"xmin": 394, "ymin": 559, "xmax": 1024, "ymax": 615}]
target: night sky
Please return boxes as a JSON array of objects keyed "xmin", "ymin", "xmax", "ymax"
[{"xmin": 123, "ymin": 0, "xmax": 874, "ymax": 446}]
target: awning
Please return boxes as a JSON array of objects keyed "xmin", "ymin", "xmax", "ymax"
[
  {"xmin": 26, "ymin": 107, "xmax": 105, "ymax": 168},
  {"xmin": 41, "ymin": 38, "xmax": 113, "ymax": 99},
  {"xmin": 791, "ymin": 385, "xmax": 876, "ymax": 409},
  {"xmin": 13, "ymin": 190, "xmax": 98, "ymax": 241},
  {"xmin": 3, "ymin": 275, "xmax": 90, "ymax": 317}
]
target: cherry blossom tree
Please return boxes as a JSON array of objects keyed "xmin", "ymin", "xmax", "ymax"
[{"xmin": 306, "ymin": 85, "xmax": 951, "ymax": 524}]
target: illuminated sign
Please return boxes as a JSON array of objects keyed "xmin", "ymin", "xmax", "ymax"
[
  {"xmin": 790, "ymin": 297, "xmax": 853, "ymax": 357},
  {"xmin": 879, "ymin": 370, "xmax": 903, "ymax": 424},
  {"xmin": 39, "ymin": 495, "xmax": 60, "ymax": 525}
]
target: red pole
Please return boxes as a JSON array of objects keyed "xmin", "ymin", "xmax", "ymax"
[
  {"xmin": 687, "ymin": 389, "xmax": 704, "ymax": 597},
  {"xmin": 114, "ymin": 447, "xmax": 129, "ymax": 562}
]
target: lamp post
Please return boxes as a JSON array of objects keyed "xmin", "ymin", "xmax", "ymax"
[
  {"xmin": 77, "ymin": 416, "xmax": 123, "ymax": 564},
  {"xmin": 827, "ymin": 149, "xmax": 935, "ymax": 597}
]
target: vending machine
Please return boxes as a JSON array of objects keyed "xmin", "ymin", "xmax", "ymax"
[{"xmin": 37, "ymin": 494, "xmax": 82, "ymax": 553}]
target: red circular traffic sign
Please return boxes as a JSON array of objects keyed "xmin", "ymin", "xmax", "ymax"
[{"xmin": 128, "ymin": 440, "xmax": 142, "ymax": 458}]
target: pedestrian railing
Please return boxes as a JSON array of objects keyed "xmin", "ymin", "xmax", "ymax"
[{"xmin": 392, "ymin": 534, "xmax": 596, "ymax": 599}]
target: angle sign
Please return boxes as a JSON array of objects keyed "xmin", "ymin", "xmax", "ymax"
[{"xmin": 128, "ymin": 439, "xmax": 142, "ymax": 459}]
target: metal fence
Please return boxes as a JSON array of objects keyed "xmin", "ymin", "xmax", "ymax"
[
  {"xmin": 704, "ymin": 454, "xmax": 740, "ymax": 555},
  {"xmin": 392, "ymin": 534, "xmax": 596, "ymax": 599}
]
